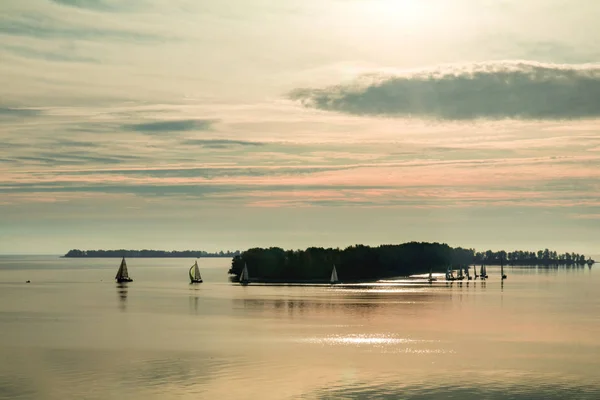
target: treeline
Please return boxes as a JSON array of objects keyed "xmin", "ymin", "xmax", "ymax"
[
  {"xmin": 228, "ymin": 242, "xmax": 594, "ymax": 281},
  {"xmin": 64, "ymin": 249, "xmax": 241, "ymax": 258},
  {"xmin": 474, "ymin": 249, "xmax": 592, "ymax": 266}
]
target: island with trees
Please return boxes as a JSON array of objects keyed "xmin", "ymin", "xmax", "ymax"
[
  {"xmin": 227, "ymin": 242, "xmax": 595, "ymax": 283},
  {"xmin": 64, "ymin": 249, "xmax": 241, "ymax": 258}
]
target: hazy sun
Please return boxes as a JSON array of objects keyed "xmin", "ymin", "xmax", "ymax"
[{"xmin": 362, "ymin": 0, "xmax": 427, "ymax": 25}]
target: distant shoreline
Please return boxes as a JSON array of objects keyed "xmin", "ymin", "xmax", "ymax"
[
  {"xmin": 63, "ymin": 249, "xmax": 240, "ymax": 258},
  {"xmin": 228, "ymin": 243, "xmax": 595, "ymax": 282},
  {"xmin": 61, "ymin": 255, "xmax": 234, "ymax": 258}
]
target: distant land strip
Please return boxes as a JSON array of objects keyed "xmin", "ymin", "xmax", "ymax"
[
  {"xmin": 63, "ymin": 249, "xmax": 241, "ymax": 258},
  {"xmin": 228, "ymin": 242, "xmax": 595, "ymax": 282}
]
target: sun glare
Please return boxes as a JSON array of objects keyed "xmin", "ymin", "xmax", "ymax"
[{"xmin": 364, "ymin": 0, "xmax": 428, "ymax": 25}]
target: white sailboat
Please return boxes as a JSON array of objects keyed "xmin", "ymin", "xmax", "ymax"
[
  {"xmin": 466, "ymin": 265, "xmax": 472, "ymax": 280},
  {"xmin": 189, "ymin": 260, "xmax": 203, "ymax": 283},
  {"xmin": 239, "ymin": 263, "xmax": 249, "ymax": 286},
  {"xmin": 480, "ymin": 264, "xmax": 488, "ymax": 279},
  {"xmin": 330, "ymin": 264, "xmax": 339, "ymax": 284},
  {"xmin": 445, "ymin": 265, "xmax": 455, "ymax": 281},
  {"xmin": 428, "ymin": 267, "xmax": 436, "ymax": 283},
  {"xmin": 115, "ymin": 257, "xmax": 133, "ymax": 283}
]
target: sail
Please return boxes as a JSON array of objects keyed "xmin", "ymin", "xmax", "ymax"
[
  {"xmin": 330, "ymin": 265, "xmax": 339, "ymax": 283},
  {"xmin": 189, "ymin": 260, "xmax": 201, "ymax": 281},
  {"xmin": 500, "ymin": 258, "xmax": 504, "ymax": 276},
  {"xmin": 240, "ymin": 263, "xmax": 249, "ymax": 283},
  {"xmin": 115, "ymin": 257, "xmax": 129, "ymax": 280},
  {"xmin": 480, "ymin": 265, "xmax": 484, "ymax": 275},
  {"xmin": 428, "ymin": 268, "xmax": 432, "ymax": 280},
  {"xmin": 194, "ymin": 261, "xmax": 201, "ymax": 280}
]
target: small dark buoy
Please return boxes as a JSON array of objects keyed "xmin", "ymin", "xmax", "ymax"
[{"xmin": 26, "ymin": 280, "xmax": 30, "ymax": 283}]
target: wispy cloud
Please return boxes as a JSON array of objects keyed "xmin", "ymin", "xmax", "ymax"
[
  {"xmin": 0, "ymin": 44, "xmax": 99, "ymax": 63},
  {"xmin": 0, "ymin": 13, "xmax": 165, "ymax": 42},
  {"xmin": 291, "ymin": 61, "xmax": 600, "ymax": 120},
  {"xmin": 123, "ymin": 119, "xmax": 217, "ymax": 134},
  {"xmin": 181, "ymin": 139, "xmax": 265, "ymax": 148},
  {"xmin": 48, "ymin": 0, "xmax": 141, "ymax": 13},
  {"xmin": 0, "ymin": 107, "xmax": 42, "ymax": 118}
]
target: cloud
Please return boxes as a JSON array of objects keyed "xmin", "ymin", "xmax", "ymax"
[
  {"xmin": 0, "ymin": 107, "xmax": 42, "ymax": 118},
  {"xmin": 0, "ymin": 13, "xmax": 164, "ymax": 42},
  {"xmin": 290, "ymin": 61, "xmax": 600, "ymax": 120},
  {"xmin": 1, "ymin": 44, "xmax": 99, "ymax": 63},
  {"xmin": 123, "ymin": 119, "xmax": 217, "ymax": 134},
  {"xmin": 181, "ymin": 139, "xmax": 265, "ymax": 148},
  {"xmin": 48, "ymin": 0, "xmax": 136, "ymax": 12}
]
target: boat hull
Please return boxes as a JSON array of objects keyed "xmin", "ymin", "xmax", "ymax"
[
  {"xmin": 190, "ymin": 279, "xmax": 203, "ymax": 284},
  {"xmin": 116, "ymin": 278, "xmax": 133, "ymax": 283}
]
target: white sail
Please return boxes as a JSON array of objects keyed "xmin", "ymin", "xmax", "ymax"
[
  {"xmin": 330, "ymin": 264, "xmax": 339, "ymax": 284},
  {"xmin": 194, "ymin": 261, "xmax": 201, "ymax": 280},
  {"xmin": 240, "ymin": 263, "xmax": 249, "ymax": 283}
]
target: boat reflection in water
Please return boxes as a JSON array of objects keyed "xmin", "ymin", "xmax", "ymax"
[{"xmin": 116, "ymin": 283, "xmax": 128, "ymax": 311}]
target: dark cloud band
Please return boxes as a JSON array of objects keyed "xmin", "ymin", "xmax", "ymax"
[{"xmin": 290, "ymin": 61, "xmax": 600, "ymax": 120}]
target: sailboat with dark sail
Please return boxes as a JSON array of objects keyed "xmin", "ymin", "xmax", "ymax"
[
  {"xmin": 480, "ymin": 264, "xmax": 488, "ymax": 279},
  {"xmin": 239, "ymin": 263, "xmax": 250, "ymax": 286},
  {"xmin": 189, "ymin": 260, "xmax": 203, "ymax": 283},
  {"xmin": 115, "ymin": 257, "xmax": 133, "ymax": 283}
]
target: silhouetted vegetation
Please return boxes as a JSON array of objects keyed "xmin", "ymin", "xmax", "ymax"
[
  {"xmin": 228, "ymin": 243, "xmax": 594, "ymax": 282},
  {"xmin": 64, "ymin": 249, "xmax": 241, "ymax": 258}
]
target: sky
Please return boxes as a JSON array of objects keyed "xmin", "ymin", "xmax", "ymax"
[{"xmin": 1, "ymin": 0, "xmax": 600, "ymax": 255}]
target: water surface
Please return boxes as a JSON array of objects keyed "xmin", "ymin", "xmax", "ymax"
[{"xmin": 0, "ymin": 256, "xmax": 599, "ymax": 399}]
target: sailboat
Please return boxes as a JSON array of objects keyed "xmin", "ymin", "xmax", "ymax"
[
  {"xmin": 239, "ymin": 263, "xmax": 249, "ymax": 286},
  {"xmin": 445, "ymin": 265, "xmax": 455, "ymax": 281},
  {"xmin": 473, "ymin": 265, "xmax": 478, "ymax": 280},
  {"xmin": 466, "ymin": 265, "xmax": 472, "ymax": 280},
  {"xmin": 501, "ymin": 258, "xmax": 507, "ymax": 280},
  {"xmin": 428, "ymin": 267, "xmax": 436, "ymax": 283},
  {"xmin": 457, "ymin": 266, "xmax": 464, "ymax": 280},
  {"xmin": 480, "ymin": 264, "xmax": 488, "ymax": 279},
  {"xmin": 115, "ymin": 257, "xmax": 133, "ymax": 283},
  {"xmin": 330, "ymin": 264, "xmax": 339, "ymax": 284},
  {"xmin": 189, "ymin": 260, "xmax": 203, "ymax": 283}
]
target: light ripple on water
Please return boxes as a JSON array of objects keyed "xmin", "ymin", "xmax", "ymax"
[{"xmin": 312, "ymin": 374, "xmax": 600, "ymax": 400}]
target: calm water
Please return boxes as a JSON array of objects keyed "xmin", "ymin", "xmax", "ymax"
[{"xmin": 0, "ymin": 256, "xmax": 599, "ymax": 399}]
